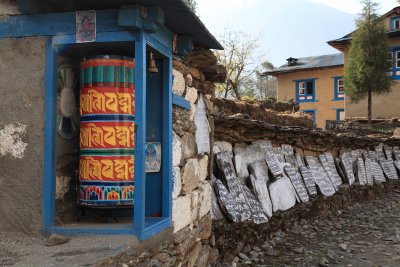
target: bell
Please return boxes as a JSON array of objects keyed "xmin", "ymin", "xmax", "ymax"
[{"xmin": 147, "ymin": 52, "xmax": 158, "ymax": 73}]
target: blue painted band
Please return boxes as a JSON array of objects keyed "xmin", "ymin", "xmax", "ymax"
[
  {"xmin": 80, "ymin": 114, "xmax": 135, "ymax": 122},
  {"xmin": 80, "ymin": 181, "xmax": 135, "ymax": 186},
  {"xmin": 172, "ymin": 94, "xmax": 191, "ymax": 110},
  {"xmin": 80, "ymin": 200, "xmax": 134, "ymax": 205}
]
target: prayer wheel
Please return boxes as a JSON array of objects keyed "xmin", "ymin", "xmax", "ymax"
[{"xmin": 79, "ymin": 55, "xmax": 135, "ymax": 207}]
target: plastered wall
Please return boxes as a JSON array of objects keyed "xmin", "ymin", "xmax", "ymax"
[
  {"xmin": 0, "ymin": 37, "xmax": 46, "ymax": 233},
  {"xmin": 275, "ymin": 67, "xmax": 344, "ymax": 128}
]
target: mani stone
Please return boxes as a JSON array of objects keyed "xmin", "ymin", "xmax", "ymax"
[
  {"xmin": 319, "ymin": 154, "xmax": 342, "ymax": 190},
  {"xmin": 340, "ymin": 152, "xmax": 356, "ymax": 185},
  {"xmin": 299, "ymin": 166, "xmax": 318, "ymax": 196},
  {"xmin": 356, "ymin": 158, "xmax": 367, "ymax": 186},
  {"xmin": 306, "ymin": 156, "xmax": 336, "ymax": 190},
  {"xmin": 335, "ymin": 157, "xmax": 346, "ymax": 181},
  {"xmin": 365, "ymin": 158, "xmax": 386, "ymax": 184},
  {"xmin": 266, "ymin": 152, "xmax": 284, "ymax": 178},
  {"xmin": 393, "ymin": 146, "xmax": 400, "ymax": 161},
  {"xmin": 309, "ymin": 164, "xmax": 335, "ymax": 197},
  {"xmin": 368, "ymin": 151, "xmax": 379, "ymax": 162},
  {"xmin": 214, "ymin": 141, "xmax": 233, "ymax": 154},
  {"xmin": 324, "ymin": 153, "xmax": 343, "ymax": 187},
  {"xmin": 273, "ymin": 147, "xmax": 285, "ymax": 163},
  {"xmin": 295, "ymin": 153, "xmax": 305, "ymax": 167},
  {"xmin": 213, "ymin": 178, "xmax": 241, "ymax": 223},
  {"xmin": 249, "ymin": 160, "xmax": 270, "ymax": 184},
  {"xmin": 241, "ymin": 184, "xmax": 269, "ymax": 224},
  {"xmin": 253, "ymin": 140, "xmax": 273, "ymax": 155},
  {"xmin": 284, "ymin": 165, "xmax": 309, "ymax": 203},
  {"xmin": 210, "ymin": 178, "xmax": 226, "ymax": 221},
  {"xmin": 375, "ymin": 143, "xmax": 386, "ymax": 161},
  {"xmin": 269, "ymin": 176, "xmax": 297, "ymax": 213},
  {"xmin": 379, "ymin": 159, "xmax": 399, "ymax": 180},
  {"xmin": 215, "ymin": 151, "xmax": 238, "ymax": 192},
  {"xmin": 194, "ymin": 95, "xmax": 210, "ymax": 155},
  {"xmin": 233, "ymin": 143, "xmax": 265, "ymax": 181},
  {"xmin": 250, "ymin": 174, "xmax": 273, "ymax": 218}
]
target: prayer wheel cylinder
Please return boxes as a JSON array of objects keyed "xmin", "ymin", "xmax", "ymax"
[{"xmin": 79, "ymin": 55, "xmax": 135, "ymax": 207}]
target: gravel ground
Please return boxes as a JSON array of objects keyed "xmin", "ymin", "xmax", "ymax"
[
  {"xmin": 0, "ymin": 233, "xmax": 136, "ymax": 266},
  {"xmin": 233, "ymin": 189, "xmax": 400, "ymax": 267}
]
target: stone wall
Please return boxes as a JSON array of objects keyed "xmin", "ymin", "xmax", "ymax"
[{"xmin": 0, "ymin": 0, "xmax": 20, "ymax": 15}]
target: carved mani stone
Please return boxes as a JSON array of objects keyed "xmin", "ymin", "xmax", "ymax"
[
  {"xmin": 340, "ymin": 152, "xmax": 356, "ymax": 185},
  {"xmin": 210, "ymin": 177, "xmax": 227, "ymax": 221},
  {"xmin": 266, "ymin": 152, "xmax": 284, "ymax": 178},
  {"xmin": 309, "ymin": 163, "xmax": 335, "ymax": 197},
  {"xmin": 269, "ymin": 176, "xmax": 297, "ymax": 212},
  {"xmin": 299, "ymin": 166, "xmax": 318, "ymax": 196},
  {"xmin": 285, "ymin": 154, "xmax": 298, "ymax": 169},
  {"xmin": 284, "ymin": 165, "xmax": 309, "ymax": 203},
  {"xmin": 233, "ymin": 144, "xmax": 265, "ymax": 181},
  {"xmin": 281, "ymin": 144, "xmax": 294, "ymax": 156},
  {"xmin": 365, "ymin": 158, "xmax": 386, "ymax": 184},
  {"xmin": 319, "ymin": 154, "xmax": 342, "ymax": 190},
  {"xmin": 379, "ymin": 159, "xmax": 399, "ymax": 180},
  {"xmin": 384, "ymin": 145, "xmax": 394, "ymax": 160},
  {"xmin": 213, "ymin": 178, "xmax": 241, "ymax": 223},
  {"xmin": 241, "ymin": 185, "xmax": 269, "ymax": 224},
  {"xmin": 393, "ymin": 147, "xmax": 400, "ymax": 161},
  {"xmin": 356, "ymin": 158, "xmax": 367, "ymax": 186},
  {"xmin": 306, "ymin": 156, "xmax": 336, "ymax": 191}
]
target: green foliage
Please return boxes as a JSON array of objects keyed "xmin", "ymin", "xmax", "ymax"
[
  {"xmin": 344, "ymin": 0, "xmax": 393, "ymax": 103},
  {"xmin": 185, "ymin": 0, "xmax": 198, "ymax": 13}
]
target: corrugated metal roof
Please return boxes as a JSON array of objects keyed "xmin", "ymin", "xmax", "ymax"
[
  {"xmin": 265, "ymin": 53, "xmax": 343, "ymax": 75},
  {"xmin": 17, "ymin": 0, "xmax": 223, "ymax": 50}
]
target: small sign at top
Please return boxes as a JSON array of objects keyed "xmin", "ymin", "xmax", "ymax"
[{"xmin": 76, "ymin": 11, "xmax": 96, "ymax": 43}]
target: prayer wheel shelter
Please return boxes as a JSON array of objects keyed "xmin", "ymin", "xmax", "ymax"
[{"xmin": 0, "ymin": 0, "xmax": 222, "ymax": 241}]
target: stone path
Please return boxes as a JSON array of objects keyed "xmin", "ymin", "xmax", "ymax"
[{"xmin": 233, "ymin": 189, "xmax": 400, "ymax": 266}]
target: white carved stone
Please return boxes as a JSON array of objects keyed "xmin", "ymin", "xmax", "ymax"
[
  {"xmin": 250, "ymin": 175, "xmax": 273, "ymax": 218},
  {"xmin": 194, "ymin": 95, "xmax": 211, "ymax": 155},
  {"xmin": 172, "ymin": 69, "xmax": 186, "ymax": 95}
]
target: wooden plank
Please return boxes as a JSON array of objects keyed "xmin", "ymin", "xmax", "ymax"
[{"xmin": 172, "ymin": 94, "xmax": 191, "ymax": 110}]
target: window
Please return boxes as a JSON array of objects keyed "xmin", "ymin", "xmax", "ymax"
[
  {"xmin": 302, "ymin": 109, "xmax": 316, "ymax": 123},
  {"xmin": 388, "ymin": 47, "xmax": 400, "ymax": 79},
  {"xmin": 391, "ymin": 17, "xmax": 400, "ymax": 30},
  {"xmin": 333, "ymin": 76, "xmax": 344, "ymax": 100},
  {"xmin": 296, "ymin": 79, "xmax": 316, "ymax": 102},
  {"xmin": 336, "ymin": 109, "xmax": 345, "ymax": 121}
]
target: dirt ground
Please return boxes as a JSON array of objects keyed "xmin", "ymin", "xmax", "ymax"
[{"xmin": 233, "ymin": 189, "xmax": 400, "ymax": 267}]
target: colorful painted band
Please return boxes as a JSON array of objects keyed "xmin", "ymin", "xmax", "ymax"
[
  {"xmin": 79, "ymin": 183, "xmax": 134, "ymax": 206},
  {"xmin": 79, "ymin": 155, "xmax": 134, "ymax": 182},
  {"xmin": 80, "ymin": 56, "xmax": 134, "ymax": 89},
  {"xmin": 80, "ymin": 87, "xmax": 135, "ymax": 116},
  {"xmin": 80, "ymin": 121, "xmax": 134, "ymax": 150}
]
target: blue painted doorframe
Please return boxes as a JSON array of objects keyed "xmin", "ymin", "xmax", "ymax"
[{"xmin": 0, "ymin": 9, "xmax": 174, "ymax": 240}]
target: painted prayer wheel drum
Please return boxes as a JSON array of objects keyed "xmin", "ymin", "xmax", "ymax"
[{"xmin": 79, "ymin": 55, "xmax": 135, "ymax": 207}]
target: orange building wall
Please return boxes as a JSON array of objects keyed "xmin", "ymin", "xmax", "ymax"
[
  {"xmin": 343, "ymin": 37, "xmax": 400, "ymax": 119},
  {"xmin": 275, "ymin": 67, "xmax": 344, "ymax": 129}
]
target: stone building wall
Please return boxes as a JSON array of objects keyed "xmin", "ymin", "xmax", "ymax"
[{"xmin": 0, "ymin": 0, "xmax": 20, "ymax": 15}]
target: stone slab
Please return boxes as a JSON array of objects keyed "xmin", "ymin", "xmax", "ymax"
[
  {"xmin": 365, "ymin": 158, "xmax": 386, "ymax": 184},
  {"xmin": 284, "ymin": 165, "xmax": 309, "ymax": 202},
  {"xmin": 356, "ymin": 158, "xmax": 367, "ymax": 185},
  {"xmin": 309, "ymin": 164, "xmax": 336, "ymax": 197},
  {"xmin": 340, "ymin": 152, "xmax": 356, "ymax": 185},
  {"xmin": 241, "ymin": 185, "xmax": 269, "ymax": 224},
  {"xmin": 194, "ymin": 95, "xmax": 210, "ymax": 155},
  {"xmin": 172, "ymin": 131, "xmax": 182, "ymax": 167},
  {"xmin": 213, "ymin": 178, "xmax": 241, "ymax": 223},
  {"xmin": 269, "ymin": 176, "xmax": 297, "ymax": 212},
  {"xmin": 172, "ymin": 69, "xmax": 186, "ymax": 96},
  {"xmin": 249, "ymin": 160, "xmax": 270, "ymax": 184},
  {"xmin": 281, "ymin": 144, "xmax": 294, "ymax": 156},
  {"xmin": 210, "ymin": 177, "xmax": 226, "ymax": 221},
  {"xmin": 233, "ymin": 144, "xmax": 265, "ymax": 180},
  {"xmin": 319, "ymin": 154, "xmax": 341, "ymax": 191},
  {"xmin": 172, "ymin": 167, "xmax": 182, "ymax": 199},
  {"xmin": 299, "ymin": 166, "xmax": 318, "ymax": 196},
  {"xmin": 384, "ymin": 145, "xmax": 394, "ymax": 160},
  {"xmin": 324, "ymin": 152, "xmax": 343, "ymax": 189},
  {"xmin": 393, "ymin": 146, "xmax": 400, "ymax": 161},
  {"xmin": 284, "ymin": 154, "xmax": 298, "ymax": 169},
  {"xmin": 250, "ymin": 175, "xmax": 273, "ymax": 218},
  {"xmin": 266, "ymin": 152, "xmax": 284, "ymax": 177},
  {"xmin": 379, "ymin": 159, "xmax": 399, "ymax": 180},
  {"xmin": 273, "ymin": 147, "xmax": 285, "ymax": 163}
]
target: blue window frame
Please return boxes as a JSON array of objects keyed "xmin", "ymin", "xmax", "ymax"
[
  {"xmin": 387, "ymin": 47, "xmax": 400, "ymax": 79},
  {"xmin": 336, "ymin": 108, "xmax": 345, "ymax": 121},
  {"xmin": 332, "ymin": 76, "xmax": 344, "ymax": 100},
  {"xmin": 302, "ymin": 109, "xmax": 316, "ymax": 123},
  {"xmin": 391, "ymin": 16, "xmax": 400, "ymax": 31},
  {"xmin": 295, "ymin": 79, "xmax": 317, "ymax": 102}
]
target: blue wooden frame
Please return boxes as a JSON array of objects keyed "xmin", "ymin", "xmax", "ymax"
[
  {"xmin": 22, "ymin": 10, "xmax": 174, "ymax": 240},
  {"xmin": 388, "ymin": 46, "xmax": 400, "ymax": 80},
  {"xmin": 335, "ymin": 108, "xmax": 345, "ymax": 121},
  {"xmin": 390, "ymin": 16, "xmax": 400, "ymax": 31},
  {"xmin": 332, "ymin": 76, "xmax": 345, "ymax": 101},
  {"xmin": 295, "ymin": 78, "xmax": 317, "ymax": 103}
]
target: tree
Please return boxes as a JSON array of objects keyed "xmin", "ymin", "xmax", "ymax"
[
  {"xmin": 254, "ymin": 61, "xmax": 277, "ymax": 100},
  {"xmin": 344, "ymin": 0, "xmax": 393, "ymax": 127},
  {"xmin": 185, "ymin": 0, "xmax": 197, "ymax": 13},
  {"xmin": 215, "ymin": 29, "xmax": 263, "ymax": 99}
]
